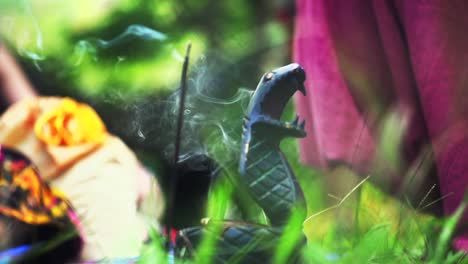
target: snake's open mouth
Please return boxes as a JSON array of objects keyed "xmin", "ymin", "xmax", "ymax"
[{"xmin": 260, "ymin": 64, "xmax": 307, "ymax": 133}]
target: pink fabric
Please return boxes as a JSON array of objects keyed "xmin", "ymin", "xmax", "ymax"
[
  {"xmin": 454, "ymin": 230, "xmax": 468, "ymax": 252},
  {"xmin": 294, "ymin": 0, "xmax": 468, "ymax": 250}
]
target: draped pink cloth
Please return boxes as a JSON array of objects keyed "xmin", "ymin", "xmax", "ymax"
[{"xmin": 293, "ymin": 0, "xmax": 468, "ymax": 250}]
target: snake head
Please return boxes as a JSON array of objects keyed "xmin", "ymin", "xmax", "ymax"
[{"xmin": 245, "ymin": 63, "xmax": 307, "ymax": 138}]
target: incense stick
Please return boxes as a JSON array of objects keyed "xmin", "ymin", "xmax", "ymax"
[{"xmin": 166, "ymin": 43, "xmax": 191, "ymax": 247}]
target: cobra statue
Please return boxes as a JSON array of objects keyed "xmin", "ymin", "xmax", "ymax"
[{"xmin": 175, "ymin": 63, "xmax": 308, "ymax": 263}]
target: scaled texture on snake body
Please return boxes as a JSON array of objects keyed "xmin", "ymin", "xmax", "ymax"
[{"xmin": 175, "ymin": 63, "xmax": 308, "ymax": 263}]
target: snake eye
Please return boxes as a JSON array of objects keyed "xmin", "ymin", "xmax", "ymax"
[{"xmin": 264, "ymin": 72, "xmax": 274, "ymax": 81}]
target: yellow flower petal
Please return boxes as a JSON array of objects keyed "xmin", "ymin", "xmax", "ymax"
[{"xmin": 34, "ymin": 98, "xmax": 107, "ymax": 146}]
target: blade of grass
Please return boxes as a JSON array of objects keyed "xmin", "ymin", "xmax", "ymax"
[
  {"xmin": 430, "ymin": 193, "xmax": 467, "ymax": 263},
  {"xmin": 303, "ymin": 176, "xmax": 370, "ymax": 224}
]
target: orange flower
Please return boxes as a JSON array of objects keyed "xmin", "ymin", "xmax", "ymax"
[{"xmin": 34, "ymin": 98, "xmax": 107, "ymax": 146}]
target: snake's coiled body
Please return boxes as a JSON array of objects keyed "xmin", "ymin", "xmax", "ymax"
[{"xmin": 176, "ymin": 64, "xmax": 308, "ymax": 263}]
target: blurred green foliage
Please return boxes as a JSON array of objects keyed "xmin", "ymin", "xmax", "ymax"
[{"xmin": 0, "ymin": 0, "xmax": 289, "ymax": 97}]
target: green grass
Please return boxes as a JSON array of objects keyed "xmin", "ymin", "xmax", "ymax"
[{"xmin": 138, "ymin": 174, "xmax": 467, "ymax": 263}]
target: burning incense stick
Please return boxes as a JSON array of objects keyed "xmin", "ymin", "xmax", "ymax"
[{"xmin": 166, "ymin": 43, "xmax": 192, "ymax": 247}]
